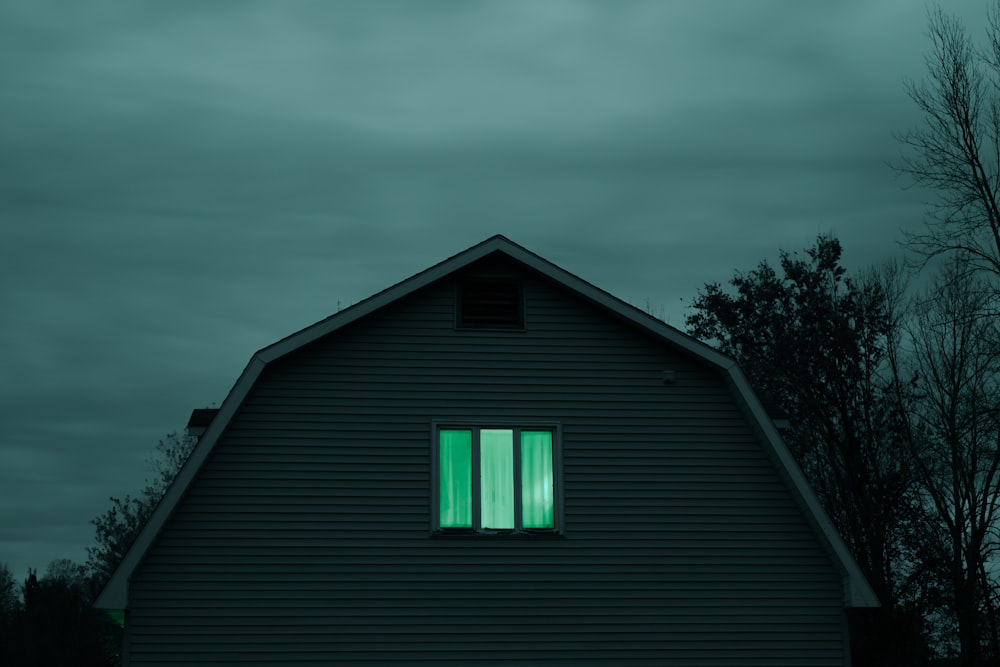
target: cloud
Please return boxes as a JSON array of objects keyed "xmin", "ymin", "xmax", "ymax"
[{"xmin": 0, "ymin": 0, "xmax": 966, "ymax": 580}]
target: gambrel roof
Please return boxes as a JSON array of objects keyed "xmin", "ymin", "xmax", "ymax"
[{"xmin": 96, "ymin": 234, "xmax": 879, "ymax": 610}]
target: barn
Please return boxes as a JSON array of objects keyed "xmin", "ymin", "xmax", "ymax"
[{"xmin": 97, "ymin": 235, "xmax": 877, "ymax": 666}]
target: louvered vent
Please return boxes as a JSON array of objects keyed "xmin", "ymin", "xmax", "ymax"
[{"xmin": 458, "ymin": 278, "xmax": 524, "ymax": 329}]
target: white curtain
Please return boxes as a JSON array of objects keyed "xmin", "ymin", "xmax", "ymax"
[
  {"xmin": 480, "ymin": 429, "xmax": 514, "ymax": 529},
  {"xmin": 521, "ymin": 431, "xmax": 554, "ymax": 528},
  {"xmin": 439, "ymin": 430, "xmax": 472, "ymax": 527}
]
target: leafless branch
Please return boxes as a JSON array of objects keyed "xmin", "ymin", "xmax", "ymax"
[{"xmin": 896, "ymin": 7, "xmax": 1000, "ymax": 282}]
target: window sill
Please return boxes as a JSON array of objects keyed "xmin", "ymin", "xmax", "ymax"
[
  {"xmin": 453, "ymin": 326, "xmax": 527, "ymax": 334},
  {"xmin": 431, "ymin": 528, "xmax": 563, "ymax": 538}
]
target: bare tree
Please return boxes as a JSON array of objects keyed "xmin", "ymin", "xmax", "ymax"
[
  {"xmin": 902, "ymin": 260, "xmax": 1000, "ymax": 666},
  {"xmin": 897, "ymin": 6, "xmax": 1000, "ymax": 281}
]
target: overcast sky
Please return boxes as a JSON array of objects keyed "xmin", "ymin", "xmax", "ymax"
[{"xmin": 1, "ymin": 0, "xmax": 990, "ymax": 581}]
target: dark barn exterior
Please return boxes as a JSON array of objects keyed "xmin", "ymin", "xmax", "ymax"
[{"xmin": 97, "ymin": 236, "xmax": 877, "ymax": 666}]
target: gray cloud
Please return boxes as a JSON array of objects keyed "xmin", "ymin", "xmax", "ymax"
[{"xmin": 0, "ymin": 0, "xmax": 980, "ymax": 579}]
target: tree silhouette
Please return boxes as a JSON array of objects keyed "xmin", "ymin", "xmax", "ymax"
[
  {"xmin": 686, "ymin": 236, "xmax": 929, "ymax": 664},
  {"xmin": 897, "ymin": 261, "xmax": 1000, "ymax": 666},
  {"xmin": 897, "ymin": 5, "xmax": 1000, "ymax": 282},
  {"xmin": 1, "ymin": 562, "xmax": 114, "ymax": 666},
  {"xmin": 87, "ymin": 431, "xmax": 196, "ymax": 588}
]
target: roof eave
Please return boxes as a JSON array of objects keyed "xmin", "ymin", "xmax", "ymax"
[
  {"xmin": 94, "ymin": 357, "xmax": 268, "ymax": 610},
  {"xmin": 724, "ymin": 367, "xmax": 881, "ymax": 608}
]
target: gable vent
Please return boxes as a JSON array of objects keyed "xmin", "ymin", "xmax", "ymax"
[{"xmin": 458, "ymin": 278, "xmax": 524, "ymax": 329}]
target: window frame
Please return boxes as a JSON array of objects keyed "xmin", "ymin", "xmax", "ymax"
[{"xmin": 431, "ymin": 421, "xmax": 563, "ymax": 535}]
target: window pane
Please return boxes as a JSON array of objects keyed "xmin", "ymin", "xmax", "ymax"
[
  {"xmin": 440, "ymin": 430, "xmax": 472, "ymax": 528},
  {"xmin": 480, "ymin": 429, "xmax": 514, "ymax": 529},
  {"xmin": 521, "ymin": 431, "xmax": 554, "ymax": 528}
]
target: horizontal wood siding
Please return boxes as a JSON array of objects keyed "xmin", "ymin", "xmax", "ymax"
[{"xmin": 127, "ymin": 260, "xmax": 846, "ymax": 666}]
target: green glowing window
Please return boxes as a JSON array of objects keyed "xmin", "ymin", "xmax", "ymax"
[{"xmin": 436, "ymin": 425, "xmax": 558, "ymax": 532}]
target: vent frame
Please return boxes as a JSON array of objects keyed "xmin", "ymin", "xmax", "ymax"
[{"xmin": 456, "ymin": 274, "xmax": 525, "ymax": 330}]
